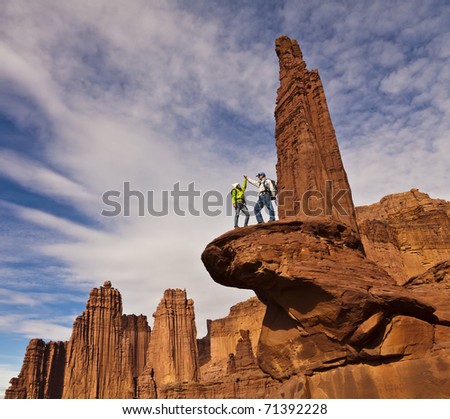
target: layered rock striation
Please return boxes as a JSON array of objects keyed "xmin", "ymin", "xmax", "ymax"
[
  {"xmin": 196, "ymin": 297, "xmax": 269, "ymax": 389},
  {"xmin": 356, "ymin": 189, "xmax": 450, "ymax": 283},
  {"xmin": 274, "ymin": 36, "xmax": 358, "ymax": 232},
  {"xmin": 201, "ymin": 220, "xmax": 450, "ymax": 397},
  {"xmin": 152, "ymin": 295, "xmax": 278, "ymax": 399},
  {"xmin": 4, "ymin": 339, "xmax": 65, "ymax": 399},
  {"xmin": 62, "ymin": 281, "xmax": 136, "ymax": 398},
  {"xmin": 198, "ymin": 297, "xmax": 265, "ymax": 371},
  {"xmin": 122, "ymin": 314, "xmax": 152, "ymax": 379},
  {"xmin": 145, "ymin": 289, "xmax": 200, "ymax": 388}
]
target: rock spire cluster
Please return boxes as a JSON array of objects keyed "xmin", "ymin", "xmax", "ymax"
[{"xmin": 6, "ymin": 285, "xmax": 274, "ymax": 398}]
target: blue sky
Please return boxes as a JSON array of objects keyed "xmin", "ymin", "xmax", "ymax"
[{"xmin": 1, "ymin": 0, "xmax": 449, "ymax": 396}]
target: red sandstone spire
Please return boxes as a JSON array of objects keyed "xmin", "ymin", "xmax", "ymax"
[
  {"xmin": 275, "ymin": 36, "xmax": 359, "ymax": 232},
  {"xmin": 146, "ymin": 289, "xmax": 199, "ymax": 387},
  {"xmin": 62, "ymin": 281, "xmax": 136, "ymax": 398}
]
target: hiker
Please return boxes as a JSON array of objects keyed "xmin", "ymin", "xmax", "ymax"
[
  {"xmin": 244, "ymin": 172, "xmax": 276, "ymax": 223},
  {"xmin": 231, "ymin": 177, "xmax": 250, "ymax": 228}
]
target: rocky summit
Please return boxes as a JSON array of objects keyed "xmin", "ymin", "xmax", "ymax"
[{"xmin": 6, "ymin": 36, "xmax": 450, "ymax": 399}]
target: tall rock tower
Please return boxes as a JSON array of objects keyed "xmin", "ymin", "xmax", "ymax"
[
  {"xmin": 275, "ymin": 36, "xmax": 358, "ymax": 232},
  {"xmin": 62, "ymin": 281, "xmax": 135, "ymax": 398},
  {"xmin": 146, "ymin": 289, "xmax": 199, "ymax": 387}
]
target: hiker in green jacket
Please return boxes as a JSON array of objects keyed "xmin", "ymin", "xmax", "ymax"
[{"xmin": 231, "ymin": 177, "xmax": 250, "ymax": 228}]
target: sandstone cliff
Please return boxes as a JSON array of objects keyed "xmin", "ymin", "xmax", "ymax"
[
  {"xmin": 198, "ymin": 297, "xmax": 265, "ymax": 377},
  {"xmin": 7, "ymin": 256, "xmax": 450, "ymax": 399},
  {"xmin": 153, "ymin": 295, "xmax": 278, "ymax": 399},
  {"xmin": 201, "ymin": 220, "xmax": 450, "ymax": 398},
  {"xmin": 356, "ymin": 189, "xmax": 450, "ymax": 284},
  {"xmin": 62, "ymin": 281, "xmax": 137, "ymax": 398},
  {"xmin": 122, "ymin": 314, "xmax": 152, "ymax": 378},
  {"xmin": 200, "ymin": 36, "xmax": 450, "ymax": 398},
  {"xmin": 274, "ymin": 36, "xmax": 358, "ymax": 232}
]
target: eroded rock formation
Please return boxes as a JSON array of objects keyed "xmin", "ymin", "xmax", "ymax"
[
  {"xmin": 4, "ymin": 339, "xmax": 65, "ymax": 399},
  {"xmin": 275, "ymin": 36, "xmax": 358, "ymax": 232},
  {"xmin": 405, "ymin": 259, "xmax": 450, "ymax": 325},
  {"xmin": 122, "ymin": 314, "xmax": 152, "ymax": 378},
  {"xmin": 62, "ymin": 281, "xmax": 136, "ymax": 398},
  {"xmin": 6, "ymin": 281, "xmax": 151, "ymax": 399},
  {"xmin": 356, "ymin": 189, "xmax": 450, "ymax": 284},
  {"xmin": 153, "ymin": 295, "xmax": 278, "ymax": 399},
  {"xmin": 198, "ymin": 297, "xmax": 265, "ymax": 379},
  {"xmin": 201, "ymin": 219, "xmax": 450, "ymax": 394},
  {"xmin": 6, "ymin": 281, "xmax": 140, "ymax": 399},
  {"xmin": 7, "ymin": 286, "xmax": 276, "ymax": 399},
  {"xmin": 200, "ymin": 36, "xmax": 450, "ymax": 398},
  {"xmin": 145, "ymin": 289, "xmax": 199, "ymax": 388}
]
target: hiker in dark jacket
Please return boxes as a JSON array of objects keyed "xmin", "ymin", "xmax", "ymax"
[{"xmin": 231, "ymin": 177, "xmax": 250, "ymax": 228}]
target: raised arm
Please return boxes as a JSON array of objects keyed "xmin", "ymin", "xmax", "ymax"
[
  {"xmin": 241, "ymin": 177, "xmax": 248, "ymax": 192},
  {"xmin": 245, "ymin": 176, "xmax": 260, "ymax": 188}
]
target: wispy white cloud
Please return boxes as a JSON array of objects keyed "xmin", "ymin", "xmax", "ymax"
[
  {"xmin": 0, "ymin": 150, "xmax": 95, "ymax": 205},
  {"xmin": 0, "ymin": 288, "xmax": 84, "ymax": 307},
  {"xmin": 0, "ymin": 314, "xmax": 73, "ymax": 341},
  {"xmin": 0, "ymin": 1, "xmax": 275, "ymax": 338}
]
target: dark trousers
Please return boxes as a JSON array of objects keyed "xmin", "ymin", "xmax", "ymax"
[
  {"xmin": 254, "ymin": 193, "xmax": 275, "ymax": 223},
  {"xmin": 234, "ymin": 203, "xmax": 250, "ymax": 227}
]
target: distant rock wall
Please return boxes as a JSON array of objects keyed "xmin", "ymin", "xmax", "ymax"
[
  {"xmin": 5, "ymin": 339, "xmax": 65, "ymax": 399},
  {"xmin": 201, "ymin": 298, "xmax": 265, "ymax": 365},
  {"xmin": 122, "ymin": 314, "xmax": 152, "ymax": 378},
  {"xmin": 197, "ymin": 297, "xmax": 266, "ymax": 382},
  {"xmin": 357, "ymin": 189, "xmax": 450, "ymax": 283}
]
